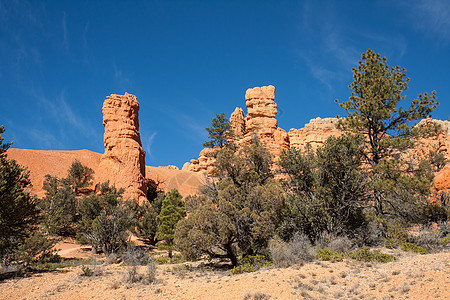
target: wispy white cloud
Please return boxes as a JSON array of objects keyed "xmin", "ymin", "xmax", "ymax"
[
  {"xmin": 297, "ymin": 0, "xmax": 409, "ymax": 90},
  {"xmin": 142, "ymin": 131, "xmax": 157, "ymax": 159},
  {"xmin": 174, "ymin": 112, "xmax": 207, "ymax": 143},
  {"xmin": 296, "ymin": 0, "xmax": 358, "ymax": 90},
  {"xmin": 31, "ymin": 89, "xmax": 98, "ymax": 142},
  {"xmin": 361, "ymin": 33, "xmax": 408, "ymax": 59},
  {"xmin": 27, "ymin": 128, "xmax": 64, "ymax": 150},
  {"xmin": 401, "ymin": 0, "xmax": 450, "ymax": 45}
]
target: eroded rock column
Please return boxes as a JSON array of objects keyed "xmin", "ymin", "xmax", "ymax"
[
  {"xmin": 243, "ymin": 85, "xmax": 289, "ymax": 158},
  {"xmin": 97, "ymin": 93, "xmax": 147, "ymax": 202}
]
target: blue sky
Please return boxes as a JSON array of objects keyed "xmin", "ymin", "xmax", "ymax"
[{"xmin": 1, "ymin": 0, "xmax": 449, "ymax": 168}]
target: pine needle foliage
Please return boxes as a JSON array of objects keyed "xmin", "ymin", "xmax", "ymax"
[
  {"xmin": 0, "ymin": 126, "xmax": 40, "ymax": 264},
  {"xmin": 336, "ymin": 49, "xmax": 439, "ymax": 220},
  {"xmin": 156, "ymin": 189, "xmax": 186, "ymax": 258},
  {"xmin": 203, "ymin": 113, "xmax": 232, "ymax": 148}
]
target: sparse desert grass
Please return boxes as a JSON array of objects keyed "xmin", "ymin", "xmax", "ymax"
[
  {"xmin": 153, "ymin": 253, "xmax": 185, "ymax": 265},
  {"xmin": 401, "ymin": 282, "xmax": 410, "ymax": 294},
  {"xmin": 1, "ymin": 239, "xmax": 449, "ymax": 300},
  {"xmin": 348, "ymin": 282, "xmax": 360, "ymax": 295},
  {"xmin": 109, "ymin": 280, "xmax": 121, "ymax": 290},
  {"xmin": 243, "ymin": 291, "xmax": 271, "ymax": 300},
  {"xmin": 269, "ymin": 233, "xmax": 313, "ymax": 268},
  {"xmin": 80, "ymin": 259, "xmax": 104, "ymax": 277},
  {"xmin": 123, "ymin": 261, "xmax": 157, "ymax": 284},
  {"xmin": 165, "ymin": 263, "xmax": 191, "ymax": 278}
]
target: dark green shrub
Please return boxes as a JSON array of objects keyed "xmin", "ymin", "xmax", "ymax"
[
  {"xmin": 279, "ymin": 134, "xmax": 368, "ymax": 241},
  {"xmin": 384, "ymin": 238, "xmax": 428, "ymax": 254},
  {"xmin": 175, "ymin": 139, "xmax": 284, "ymax": 267},
  {"xmin": 81, "ymin": 265, "xmax": 94, "ymax": 276},
  {"xmin": 0, "ymin": 126, "xmax": 41, "ymax": 265},
  {"xmin": 384, "ymin": 238, "xmax": 398, "ymax": 249},
  {"xmin": 78, "ymin": 182, "xmax": 132, "ymax": 255},
  {"xmin": 39, "ymin": 176, "xmax": 78, "ymax": 236}
]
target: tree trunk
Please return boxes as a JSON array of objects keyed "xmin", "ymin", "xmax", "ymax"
[{"xmin": 224, "ymin": 242, "xmax": 238, "ymax": 267}]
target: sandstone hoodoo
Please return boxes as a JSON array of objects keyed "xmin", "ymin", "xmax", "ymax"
[
  {"xmin": 241, "ymin": 85, "xmax": 289, "ymax": 158},
  {"xmin": 186, "ymin": 85, "xmax": 337, "ymax": 173},
  {"xmin": 97, "ymin": 92, "xmax": 147, "ymax": 203}
]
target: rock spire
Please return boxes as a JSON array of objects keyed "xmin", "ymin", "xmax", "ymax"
[{"xmin": 97, "ymin": 93, "xmax": 147, "ymax": 202}]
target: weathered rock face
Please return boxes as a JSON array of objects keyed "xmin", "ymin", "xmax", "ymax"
[
  {"xmin": 241, "ymin": 86, "xmax": 289, "ymax": 158},
  {"xmin": 186, "ymin": 147, "xmax": 217, "ymax": 175},
  {"xmin": 288, "ymin": 117, "xmax": 341, "ymax": 150},
  {"xmin": 434, "ymin": 165, "xmax": 450, "ymax": 193},
  {"xmin": 97, "ymin": 93, "xmax": 147, "ymax": 203},
  {"xmin": 229, "ymin": 107, "xmax": 245, "ymax": 139}
]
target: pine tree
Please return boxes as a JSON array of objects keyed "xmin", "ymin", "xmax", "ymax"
[
  {"xmin": 38, "ymin": 175, "xmax": 77, "ymax": 236},
  {"xmin": 337, "ymin": 49, "xmax": 439, "ymax": 219},
  {"xmin": 156, "ymin": 189, "xmax": 185, "ymax": 258},
  {"xmin": 203, "ymin": 113, "xmax": 232, "ymax": 148},
  {"xmin": 175, "ymin": 139, "xmax": 284, "ymax": 266},
  {"xmin": 63, "ymin": 160, "xmax": 94, "ymax": 194},
  {"xmin": 0, "ymin": 126, "xmax": 40, "ymax": 264}
]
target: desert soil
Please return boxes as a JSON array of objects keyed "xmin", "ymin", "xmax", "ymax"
[{"xmin": 1, "ymin": 242, "xmax": 449, "ymax": 300}]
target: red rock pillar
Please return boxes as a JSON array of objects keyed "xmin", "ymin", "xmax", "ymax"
[{"xmin": 97, "ymin": 93, "xmax": 147, "ymax": 203}]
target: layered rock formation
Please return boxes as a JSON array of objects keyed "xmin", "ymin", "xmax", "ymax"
[
  {"xmin": 240, "ymin": 86, "xmax": 289, "ymax": 158},
  {"xmin": 229, "ymin": 107, "xmax": 245, "ymax": 140},
  {"xmin": 97, "ymin": 93, "xmax": 147, "ymax": 203},
  {"xmin": 186, "ymin": 85, "xmax": 290, "ymax": 173},
  {"xmin": 185, "ymin": 147, "xmax": 217, "ymax": 175},
  {"xmin": 288, "ymin": 117, "xmax": 341, "ymax": 150},
  {"xmin": 186, "ymin": 85, "xmax": 333, "ymax": 173}
]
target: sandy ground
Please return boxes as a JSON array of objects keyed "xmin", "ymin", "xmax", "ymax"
[{"xmin": 1, "ymin": 245, "xmax": 449, "ymax": 300}]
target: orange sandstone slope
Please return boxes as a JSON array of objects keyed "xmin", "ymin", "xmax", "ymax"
[{"xmin": 6, "ymin": 148, "xmax": 203, "ymax": 199}]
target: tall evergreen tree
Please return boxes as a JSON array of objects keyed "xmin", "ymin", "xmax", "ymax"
[
  {"xmin": 0, "ymin": 126, "xmax": 40, "ymax": 264},
  {"xmin": 156, "ymin": 189, "xmax": 185, "ymax": 258},
  {"xmin": 38, "ymin": 175, "xmax": 77, "ymax": 236},
  {"xmin": 337, "ymin": 49, "xmax": 439, "ymax": 219}
]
